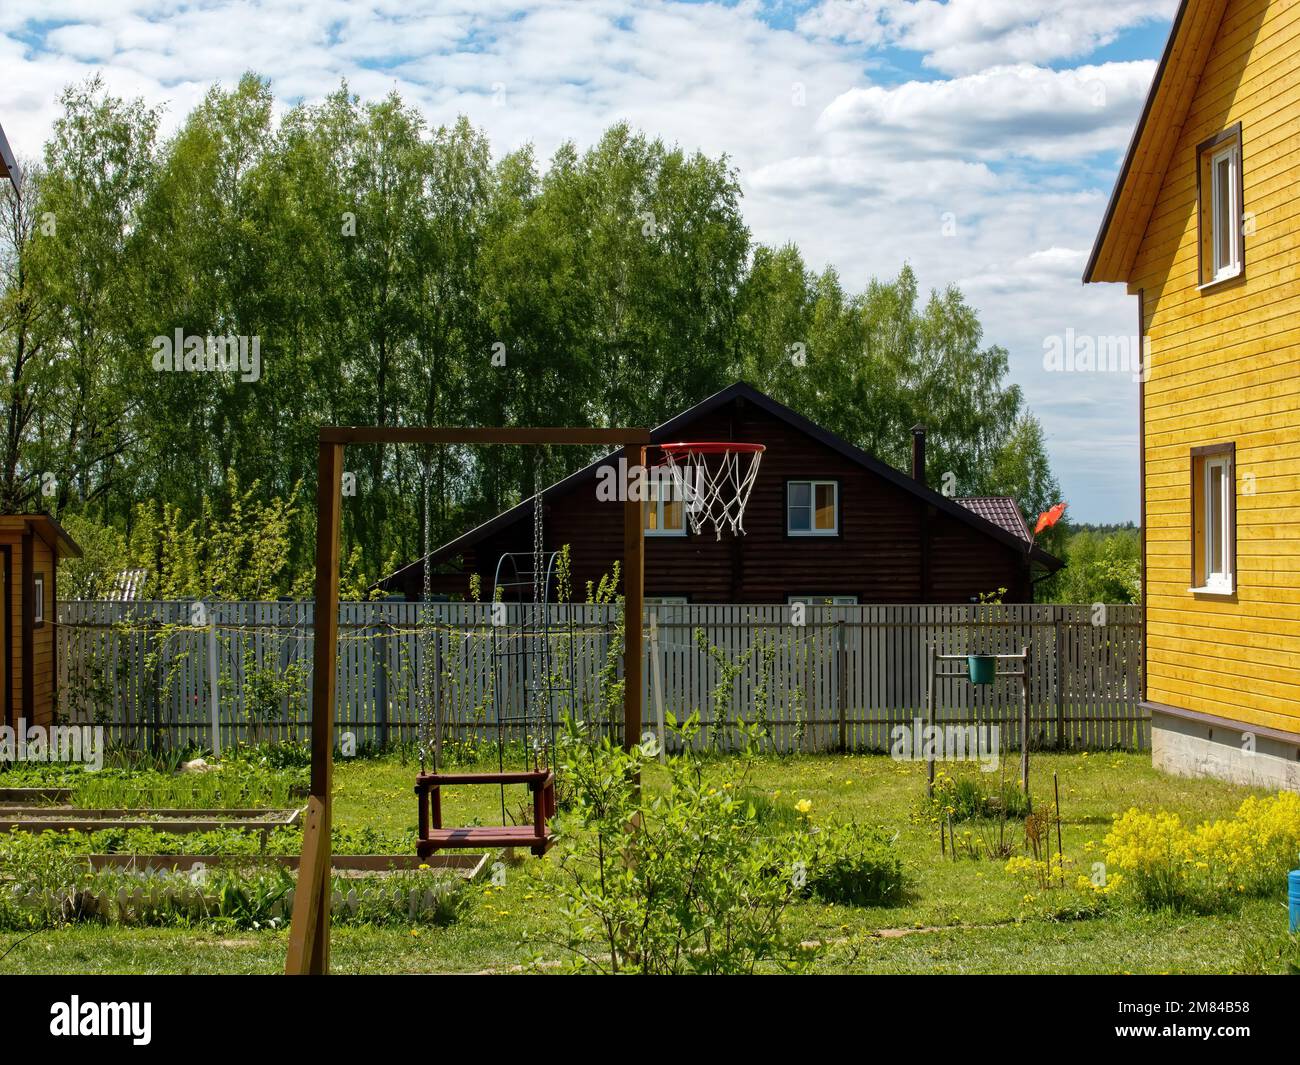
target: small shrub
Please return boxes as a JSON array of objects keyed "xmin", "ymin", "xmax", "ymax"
[
  {"xmin": 805, "ymin": 822, "xmax": 905, "ymax": 907},
  {"xmin": 926, "ymin": 769, "xmax": 1030, "ymax": 822},
  {"xmin": 548, "ymin": 714, "xmax": 815, "ymax": 974},
  {"xmin": 1003, "ymin": 851, "xmax": 1120, "ymax": 921}
]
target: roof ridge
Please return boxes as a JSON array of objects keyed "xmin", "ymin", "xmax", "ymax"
[{"xmin": 396, "ymin": 381, "xmax": 1062, "ymax": 578}]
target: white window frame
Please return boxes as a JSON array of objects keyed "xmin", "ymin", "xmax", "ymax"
[
  {"xmin": 1201, "ymin": 454, "xmax": 1233, "ymax": 593},
  {"xmin": 33, "ymin": 574, "xmax": 44, "ymax": 625},
  {"xmin": 646, "ymin": 596, "xmax": 688, "ymax": 606},
  {"xmin": 786, "ymin": 595, "xmax": 858, "ymax": 607},
  {"xmin": 787, "ymin": 480, "xmax": 838, "ymax": 536},
  {"xmin": 1209, "ymin": 142, "xmax": 1241, "ymax": 282},
  {"xmin": 644, "ymin": 470, "xmax": 686, "ymax": 537}
]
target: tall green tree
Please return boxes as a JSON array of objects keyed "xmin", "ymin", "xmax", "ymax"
[{"xmin": 1, "ymin": 75, "xmax": 1064, "ymax": 598}]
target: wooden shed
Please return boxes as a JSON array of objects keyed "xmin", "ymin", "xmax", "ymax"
[{"xmin": 0, "ymin": 516, "xmax": 81, "ymax": 730}]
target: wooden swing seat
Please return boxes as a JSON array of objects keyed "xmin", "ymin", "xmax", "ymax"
[{"xmin": 415, "ymin": 769, "xmax": 557, "ymax": 858}]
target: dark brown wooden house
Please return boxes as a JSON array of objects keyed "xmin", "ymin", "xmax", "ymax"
[{"xmin": 385, "ymin": 383, "xmax": 1061, "ymax": 604}]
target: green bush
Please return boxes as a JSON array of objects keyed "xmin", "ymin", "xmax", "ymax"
[
  {"xmin": 927, "ymin": 770, "xmax": 1030, "ymax": 822},
  {"xmin": 549, "ymin": 714, "xmax": 816, "ymax": 974},
  {"xmin": 806, "ymin": 822, "xmax": 905, "ymax": 907}
]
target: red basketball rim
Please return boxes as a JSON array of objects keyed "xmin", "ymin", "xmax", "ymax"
[{"xmin": 658, "ymin": 441, "xmax": 766, "ymax": 454}]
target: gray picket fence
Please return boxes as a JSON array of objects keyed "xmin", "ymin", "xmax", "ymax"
[{"xmin": 55, "ymin": 601, "xmax": 1145, "ymax": 754}]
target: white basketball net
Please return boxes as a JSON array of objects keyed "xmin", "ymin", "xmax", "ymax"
[{"xmin": 660, "ymin": 444, "xmax": 764, "ymax": 539}]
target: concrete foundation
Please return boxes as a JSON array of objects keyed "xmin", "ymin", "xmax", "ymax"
[{"xmin": 1151, "ymin": 707, "xmax": 1300, "ymax": 791}]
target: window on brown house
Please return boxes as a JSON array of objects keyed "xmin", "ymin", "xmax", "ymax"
[
  {"xmin": 1197, "ymin": 124, "xmax": 1243, "ymax": 287},
  {"xmin": 1190, "ymin": 444, "xmax": 1235, "ymax": 594}
]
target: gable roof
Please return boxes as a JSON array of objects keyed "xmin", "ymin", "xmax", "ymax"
[
  {"xmin": 956, "ymin": 496, "xmax": 1032, "ymax": 543},
  {"xmin": 0, "ymin": 515, "xmax": 83, "ymax": 559},
  {"xmin": 1083, "ymin": 0, "xmax": 1232, "ymax": 284},
  {"xmin": 389, "ymin": 382, "xmax": 1062, "ymax": 587}
]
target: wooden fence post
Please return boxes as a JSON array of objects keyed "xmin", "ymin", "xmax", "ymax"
[
  {"xmin": 925, "ymin": 643, "xmax": 935, "ymax": 799},
  {"xmin": 836, "ymin": 619, "xmax": 848, "ymax": 753},
  {"xmin": 649, "ymin": 613, "xmax": 666, "ymax": 762},
  {"xmin": 1054, "ymin": 606, "xmax": 1065, "ymax": 749},
  {"xmin": 208, "ymin": 614, "xmax": 221, "ymax": 758},
  {"xmin": 433, "ymin": 614, "xmax": 443, "ymax": 766},
  {"xmin": 374, "ymin": 620, "xmax": 389, "ymax": 751},
  {"xmin": 1020, "ymin": 643, "xmax": 1031, "ymax": 805}
]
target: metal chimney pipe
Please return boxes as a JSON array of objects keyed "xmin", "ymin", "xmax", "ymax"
[{"xmin": 911, "ymin": 424, "xmax": 926, "ymax": 487}]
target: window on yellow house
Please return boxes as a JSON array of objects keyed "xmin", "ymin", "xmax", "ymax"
[
  {"xmin": 1191, "ymin": 443, "xmax": 1235, "ymax": 594},
  {"xmin": 1197, "ymin": 125, "xmax": 1243, "ymax": 286}
]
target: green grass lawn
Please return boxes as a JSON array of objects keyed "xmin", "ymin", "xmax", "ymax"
[{"xmin": 1, "ymin": 750, "xmax": 1295, "ymax": 974}]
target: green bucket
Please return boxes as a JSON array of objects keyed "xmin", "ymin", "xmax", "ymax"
[{"xmin": 967, "ymin": 654, "xmax": 997, "ymax": 685}]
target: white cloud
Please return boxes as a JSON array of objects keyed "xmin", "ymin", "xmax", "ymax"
[
  {"xmin": 0, "ymin": 0, "xmax": 1157, "ymax": 519},
  {"xmin": 44, "ymin": 24, "xmax": 117, "ymax": 62},
  {"xmin": 799, "ymin": 0, "xmax": 1177, "ymax": 75},
  {"xmin": 816, "ymin": 61, "xmax": 1156, "ymax": 161}
]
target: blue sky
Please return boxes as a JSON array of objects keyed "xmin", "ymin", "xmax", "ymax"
[{"xmin": 0, "ymin": 0, "xmax": 1183, "ymax": 522}]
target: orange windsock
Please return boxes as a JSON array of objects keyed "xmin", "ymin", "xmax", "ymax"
[{"xmin": 1034, "ymin": 502, "xmax": 1067, "ymax": 535}]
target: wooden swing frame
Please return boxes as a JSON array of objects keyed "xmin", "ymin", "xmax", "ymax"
[{"xmin": 285, "ymin": 425, "xmax": 649, "ymax": 975}]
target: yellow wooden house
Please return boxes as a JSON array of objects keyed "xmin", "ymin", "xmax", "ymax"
[{"xmin": 1085, "ymin": 0, "xmax": 1300, "ymax": 788}]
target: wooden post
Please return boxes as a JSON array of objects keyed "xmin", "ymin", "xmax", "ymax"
[
  {"xmin": 207, "ymin": 616, "xmax": 221, "ymax": 758},
  {"xmin": 925, "ymin": 643, "xmax": 936, "ymax": 799},
  {"xmin": 622, "ymin": 444, "xmax": 644, "ymax": 752},
  {"xmin": 836, "ymin": 619, "xmax": 848, "ymax": 752},
  {"xmin": 1053, "ymin": 606, "xmax": 1065, "ymax": 749},
  {"xmin": 286, "ymin": 439, "xmax": 342, "ymax": 975},
  {"xmin": 1019, "ymin": 643, "xmax": 1031, "ymax": 805},
  {"xmin": 375, "ymin": 620, "xmax": 389, "ymax": 751},
  {"xmin": 432, "ymin": 618, "xmax": 443, "ymax": 767},
  {"xmin": 285, "ymin": 425, "xmax": 648, "ymax": 977}
]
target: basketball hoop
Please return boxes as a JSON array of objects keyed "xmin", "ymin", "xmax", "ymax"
[{"xmin": 658, "ymin": 441, "xmax": 765, "ymax": 539}]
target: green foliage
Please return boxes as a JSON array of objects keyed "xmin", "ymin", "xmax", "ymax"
[
  {"xmin": 6, "ymin": 75, "xmax": 1057, "ymax": 594},
  {"xmin": 70, "ymin": 764, "xmax": 304, "ymax": 810},
  {"xmin": 55, "ymin": 514, "xmax": 129, "ymax": 599},
  {"xmin": 1039, "ymin": 527, "xmax": 1141, "ymax": 604},
  {"xmin": 925, "ymin": 769, "xmax": 1032, "ymax": 823},
  {"xmin": 1236, "ymin": 931, "xmax": 1300, "ymax": 975},
  {"xmin": 0, "ymin": 829, "xmax": 462, "ymax": 930},
  {"xmin": 548, "ymin": 715, "xmax": 816, "ymax": 974},
  {"xmin": 804, "ymin": 821, "xmax": 906, "ymax": 907}
]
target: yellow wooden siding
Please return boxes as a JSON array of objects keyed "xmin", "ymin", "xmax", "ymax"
[
  {"xmin": 1095, "ymin": 0, "xmax": 1233, "ymax": 281},
  {"xmin": 1130, "ymin": 0, "xmax": 1300, "ymax": 735}
]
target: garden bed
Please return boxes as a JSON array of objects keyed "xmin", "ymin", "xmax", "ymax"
[
  {"xmin": 0, "ymin": 805, "xmax": 304, "ymax": 843},
  {"xmin": 69, "ymin": 851, "xmax": 489, "ymax": 879},
  {"xmin": 0, "ymin": 787, "xmax": 74, "ymax": 803}
]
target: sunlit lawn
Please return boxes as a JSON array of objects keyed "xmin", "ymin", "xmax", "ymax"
[{"xmin": 2, "ymin": 750, "xmax": 1294, "ymax": 974}]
